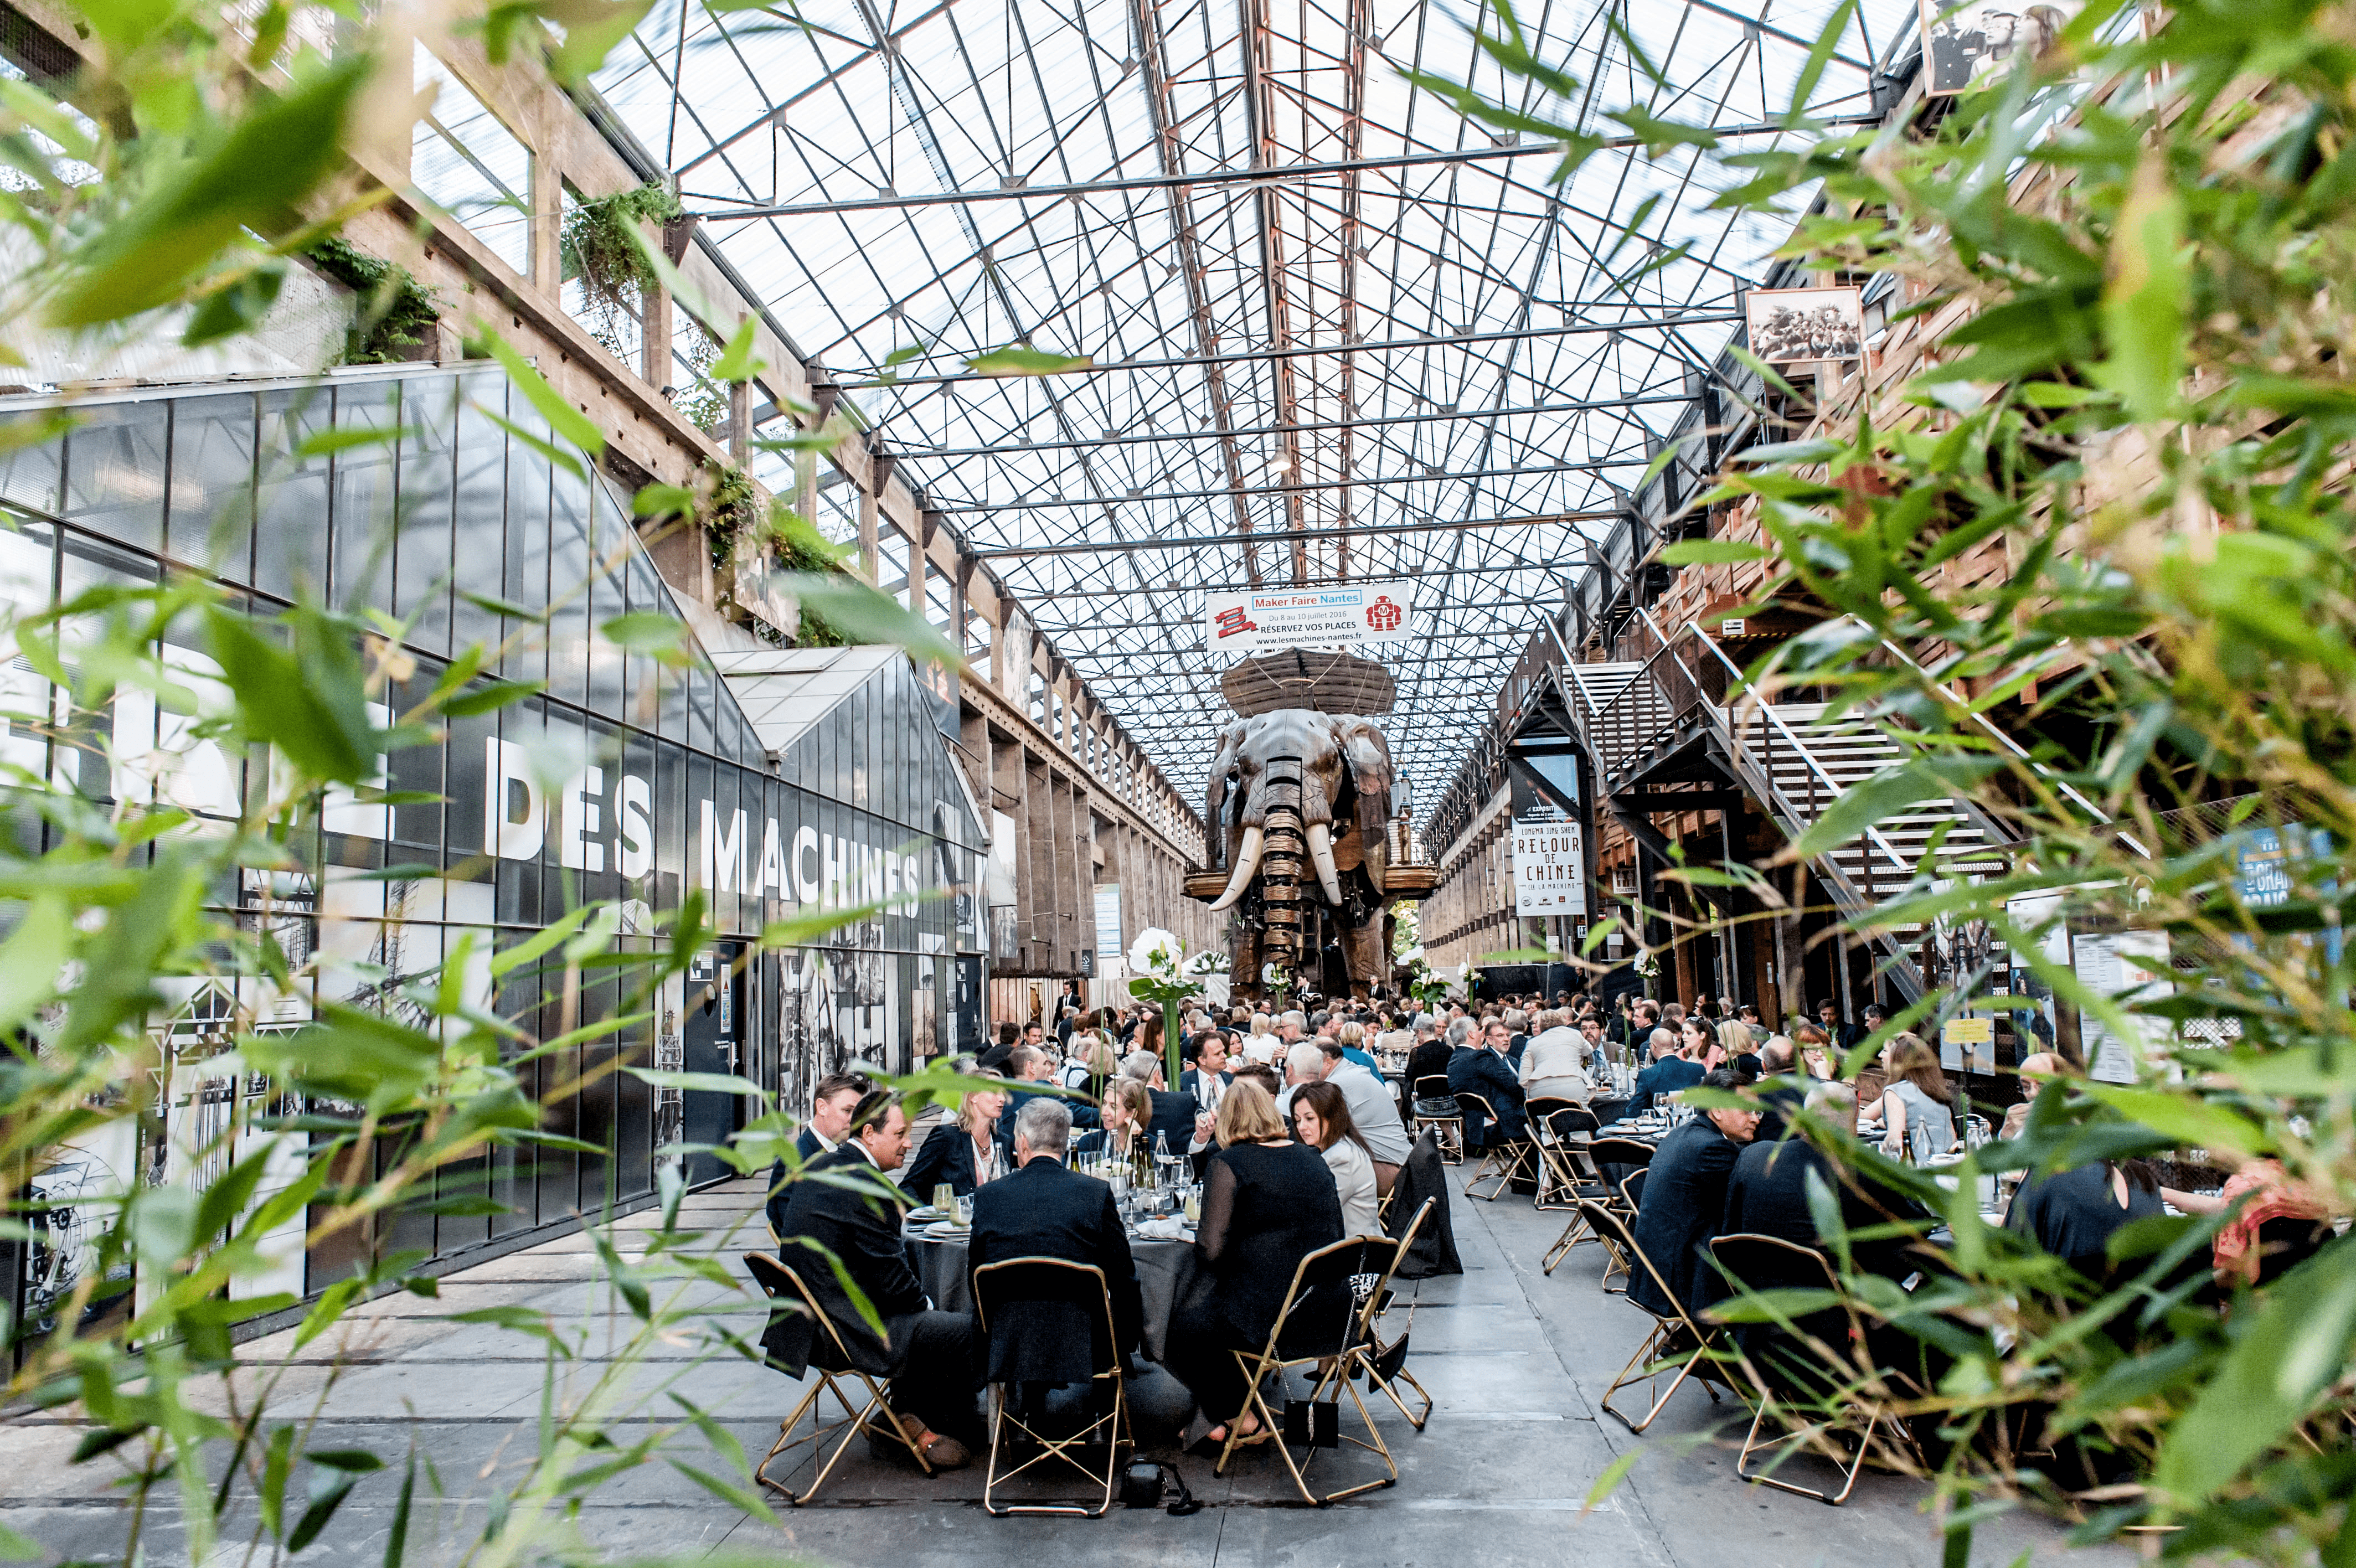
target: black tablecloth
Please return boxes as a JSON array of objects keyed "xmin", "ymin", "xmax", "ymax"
[{"xmin": 903, "ymin": 1229, "xmax": 1205, "ymax": 1364}]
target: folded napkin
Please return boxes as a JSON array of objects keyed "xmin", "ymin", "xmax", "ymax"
[{"xmin": 1133, "ymin": 1216, "xmax": 1191, "ymax": 1241}]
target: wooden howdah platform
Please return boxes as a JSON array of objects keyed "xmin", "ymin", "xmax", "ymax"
[{"xmin": 1183, "ymin": 865, "xmax": 1436, "ymax": 902}]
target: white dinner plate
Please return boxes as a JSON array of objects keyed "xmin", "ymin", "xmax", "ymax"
[{"xmin": 924, "ymin": 1220, "xmax": 971, "ymax": 1238}]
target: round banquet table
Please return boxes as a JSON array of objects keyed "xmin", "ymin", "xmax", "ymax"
[{"xmin": 903, "ymin": 1226, "xmax": 1207, "ymax": 1365}]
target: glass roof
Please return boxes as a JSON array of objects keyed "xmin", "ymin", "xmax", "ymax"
[{"xmin": 592, "ymin": 0, "xmax": 1910, "ymax": 820}]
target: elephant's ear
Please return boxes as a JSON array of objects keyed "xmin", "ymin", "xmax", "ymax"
[
  {"xmin": 1338, "ymin": 719, "xmax": 1394, "ymax": 891},
  {"xmin": 1205, "ymin": 721, "xmax": 1245, "ymax": 868}
]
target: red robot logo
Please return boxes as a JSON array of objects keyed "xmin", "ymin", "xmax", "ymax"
[
  {"xmin": 1212, "ymin": 605, "xmax": 1257, "ymax": 639},
  {"xmin": 1365, "ymin": 595, "xmax": 1403, "ymax": 632}
]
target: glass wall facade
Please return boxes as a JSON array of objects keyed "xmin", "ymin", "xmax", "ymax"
[{"xmin": 0, "ymin": 364, "xmax": 984, "ymax": 1317}]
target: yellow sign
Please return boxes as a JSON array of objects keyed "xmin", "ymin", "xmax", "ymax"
[{"xmin": 1941, "ymin": 1017, "xmax": 1994, "ymax": 1046}]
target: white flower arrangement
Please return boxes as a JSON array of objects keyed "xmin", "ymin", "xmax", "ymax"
[{"xmin": 1127, "ymin": 927, "xmax": 1182, "ymax": 978}]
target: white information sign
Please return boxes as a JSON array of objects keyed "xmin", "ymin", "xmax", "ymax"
[
  {"xmin": 1093, "ymin": 883, "xmax": 1123, "ymax": 962},
  {"xmin": 2073, "ymin": 929, "xmax": 2174, "ymax": 1084},
  {"xmin": 1510, "ymin": 819, "xmax": 1586, "ymax": 917},
  {"xmin": 1204, "ymin": 581, "xmax": 1413, "ymax": 654}
]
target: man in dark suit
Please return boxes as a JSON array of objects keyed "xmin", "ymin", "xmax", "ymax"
[
  {"xmin": 766, "ymin": 1070, "xmax": 869, "ymax": 1240},
  {"xmin": 1628, "ymin": 1069, "xmax": 1760, "ymax": 1319},
  {"xmin": 1446, "ymin": 1018, "xmax": 1527, "ymax": 1149},
  {"xmin": 1631, "ymin": 1029, "xmax": 1704, "ymax": 1112},
  {"xmin": 764, "ymin": 1091, "xmax": 979, "ymax": 1467},
  {"xmin": 995, "ymin": 1045, "xmax": 1098, "ymax": 1148},
  {"xmin": 1121, "ymin": 1051, "xmax": 1198, "ymax": 1158},
  {"xmin": 1177, "ymin": 1033, "xmax": 1233, "ymax": 1113},
  {"xmin": 967, "ymin": 1097, "xmax": 1143, "ymax": 1358}
]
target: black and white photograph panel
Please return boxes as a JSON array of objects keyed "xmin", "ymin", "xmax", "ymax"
[
  {"xmin": 1744, "ymin": 285, "xmax": 1867, "ymax": 364},
  {"xmin": 1921, "ymin": 0, "xmax": 2080, "ymax": 94}
]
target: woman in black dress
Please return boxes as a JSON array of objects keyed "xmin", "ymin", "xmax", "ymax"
[{"xmin": 1166, "ymin": 1080, "xmax": 1344, "ymax": 1443}]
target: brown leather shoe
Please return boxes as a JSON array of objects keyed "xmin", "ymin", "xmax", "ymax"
[{"xmin": 916, "ymin": 1431, "xmax": 970, "ymax": 1469}]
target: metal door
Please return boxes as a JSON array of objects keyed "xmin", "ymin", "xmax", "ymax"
[{"xmin": 680, "ymin": 943, "xmax": 743, "ymax": 1187}]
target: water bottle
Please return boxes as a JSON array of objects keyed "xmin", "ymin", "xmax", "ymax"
[{"xmin": 1153, "ymin": 1129, "xmax": 1173, "ymax": 1188}]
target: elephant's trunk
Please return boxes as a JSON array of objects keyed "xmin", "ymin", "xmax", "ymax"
[
  {"xmin": 1305, "ymin": 821, "xmax": 1345, "ymax": 905},
  {"xmin": 1208, "ymin": 826, "xmax": 1264, "ymax": 912}
]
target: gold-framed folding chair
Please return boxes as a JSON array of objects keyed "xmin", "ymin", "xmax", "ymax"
[
  {"xmin": 744, "ymin": 1252, "xmax": 935, "ymax": 1505},
  {"xmin": 1409, "ymin": 1075, "xmax": 1463, "ymax": 1164},
  {"xmin": 1358, "ymin": 1199, "xmax": 1436, "ymax": 1430},
  {"xmin": 1528, "ymin": 1100, "xmax": 1600, "ymax": 1211},
  {"xmin": 1542, "ymin": 1137, "xmax": 1653, "ymax": 1280},
  {"xmin": 1455, "ymin": 1092, "xmax": 1535, "ymax": 1200},
  {"xmin": 1573, "ymin": 1200, "xmax": 1746, "ymax": 1434},
  {"xmin": 1213, "ymin": 1234, "xmax": 1403, "ymax": 1505},
  {"xmin": 971, "ymin": 1256, "xmax": 1131, "ymax": 1517},
  {"xmin": 1708, "ymin": 1234, "xmax": 1921, "ymax": 1505}
]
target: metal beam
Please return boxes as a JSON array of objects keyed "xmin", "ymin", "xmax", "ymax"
[
  {"xmin": 686, "ymin": 115, "xmax": 1885, "ymax": 220},
  {"xmin": 873, "ymin": 393, "xmax": 1698, "ymax": 457},
  {"xmin": 973, "ymin": 508, "xmax": 1618, "ymax": 556},
  {"xmin": 934, "ymin": 461, "xmax": 1636, "ymax": 514},
  {"xmin": 838, "ymin": 312, "xmax": 1741, "ymax": 388}
]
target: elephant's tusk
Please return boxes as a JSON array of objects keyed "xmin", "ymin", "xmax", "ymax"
[
  {"xmin": 1208, "ymin": 827, "xmax": 1264, "ymax": 912},
  {"xmin": 1305, "ymin": 822, "xmax": 1345, "ymax": 905}
]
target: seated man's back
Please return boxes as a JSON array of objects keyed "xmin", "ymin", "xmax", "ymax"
[{"xmin": 971, "ymin": 1101, "xmax": 1145, "ymax": 1362}]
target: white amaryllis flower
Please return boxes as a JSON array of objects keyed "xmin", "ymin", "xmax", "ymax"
[{"xmin": 1128, "ymin": 927, "xmax": 1182, "ymax": 975}]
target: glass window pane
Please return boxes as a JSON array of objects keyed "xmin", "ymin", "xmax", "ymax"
[{"xmin": 412, "ymin": 44, "xmax": 533, "ymax": 276}]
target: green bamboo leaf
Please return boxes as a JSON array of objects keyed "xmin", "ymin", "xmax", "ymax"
[
  {"xmin": 626, "ymin": 1067, "xmax": 767, "ymax": 1099},
  {"xmin": 48, "ymin": 55, "xmax": 371, "ymax": 326},
  {"xmin": 965, "ymin": 344, "xmax": 1094, "ymax": 377},
  {"xmin": 2153, "ymin": 1237, "xmax": 2356, "ymax": 1502},
  {"xmin": 710, "ymin": 313, "xmax": 766, "ymax": 382},
  {"xmin": 771, "ymin": 572, "xmax": 967, "ymax": 672},
  {"xmin": 2091, "ymin": 155, "xmax": 2185, "ymax": 422},
  {"xmin": 601, "ymin": 611, "xmax": 688, "ymax": 651},
  {"xmin": 1659, "ymin": 539, "xmax": 1767, "ymax": 566},
  {"xmin": 469, "ymin": 327, "xmax": 606, "ymax": 456},
  {"xmin": 440, "ymin": 679, "xmax": 544, "ymax": 718}
]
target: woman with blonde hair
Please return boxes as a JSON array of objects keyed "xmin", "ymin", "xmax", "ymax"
[
  {"xmin": 1859, "ymin": 1034, "xmax": 1957, "ymax": 1160},
  {"xmin": 1167, "ymin": 1080, "xmax": 1344, "ymax": 1445}
]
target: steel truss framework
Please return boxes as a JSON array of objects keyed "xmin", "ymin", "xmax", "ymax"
[{"xmin": 592, "ymin": 0, "xmax": 1909, "ymax": 812}]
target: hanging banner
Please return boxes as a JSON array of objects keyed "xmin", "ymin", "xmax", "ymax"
[{"xmin": 1204, "ymin": 580, "xmax": 1414, "ymax": 654}]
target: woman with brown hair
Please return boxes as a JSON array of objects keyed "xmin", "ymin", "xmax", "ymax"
[
  {"xmin": 1165, "ymin": 1080, "xmax": 1344, "ymax": 1445},
  {"xmin": 1859, "ymin": 1034, "xmax": 1957, "ymax": 1160},
  {"xmin": 1290, "ymin": 1080, "xmax": 1380, "ymax": 1237}
]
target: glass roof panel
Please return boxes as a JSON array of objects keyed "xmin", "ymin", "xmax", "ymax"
[{"xmin": 594, "ymin": 0, "xmax": 1913, "ymax": 817}]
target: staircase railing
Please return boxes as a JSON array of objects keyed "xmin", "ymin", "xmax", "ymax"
[{"xmin": 1571, "ymin": 607, "xmax": 1988, "ymax": 1004}]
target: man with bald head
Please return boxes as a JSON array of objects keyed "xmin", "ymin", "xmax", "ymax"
[{"xmin": 1632, "ymin": 1026, "xmax": 1705, "ymax": 1112}]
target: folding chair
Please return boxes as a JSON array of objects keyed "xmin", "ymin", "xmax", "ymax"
[
  {"xmin": 1709, "ymin": 1234, "xmax": 1921, "ymax": 1505},
  {"xmin": 1455, "ymin": 1091, "xmax": 1535, "ymax": 1201},
  {"xmin": 1358, "ymin": 1198, "xmax": 1436, "ymax": 1430},
  {"xmin": 1574, "ymin": 1200, "xmax": 1745, "ymax": 1433},
  {"xmin": 1213, "ymin": 1233, "xmax": 1403, "ymax": 1505},
  {"xmin": 1409, "ymin": 1074, "xmax": 1463, "ymax": 1164},
  {"xmin": 1528, "ymin": 1101, "xmax": 1600, "ymax": 1211},
  {"xmin": 1542, "ymin": 1137, "xmax": 1653, "ymax": 1279},
  {"xmin": 744, "ymin": 1252, "xmax": 935, "ymax": 1504},
  {"xmin": 971, "ymin": 1257, "xmax": 1131, "ymax": 1517}
]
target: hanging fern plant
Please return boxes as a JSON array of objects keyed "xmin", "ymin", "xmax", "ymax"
[
  {"xmin": 305, "ymin": 237, "xmax": 442, "ymax": 364},
  {"xmin": 560, "ymin": 182, "xmax": 680, "ymax": 308}
]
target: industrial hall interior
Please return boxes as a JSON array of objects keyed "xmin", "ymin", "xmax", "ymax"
[{"xmin": 4, "ymin": 0, "xmax": 2353, "ymax": 1563}]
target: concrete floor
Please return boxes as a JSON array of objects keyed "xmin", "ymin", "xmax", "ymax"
[{"xmin": 2, "ymin": 1175, "xmax": 2132, "ymax": 1568}]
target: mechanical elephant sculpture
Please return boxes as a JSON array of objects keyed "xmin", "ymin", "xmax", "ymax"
[{"xmin": 1198, "ymin": 709, "xmax": 1396, "ymax": 999}]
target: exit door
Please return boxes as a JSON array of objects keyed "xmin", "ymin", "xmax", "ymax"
[{"xmin": 680, "ymin": 943, "xmax": 744, "ymax": 1187}]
